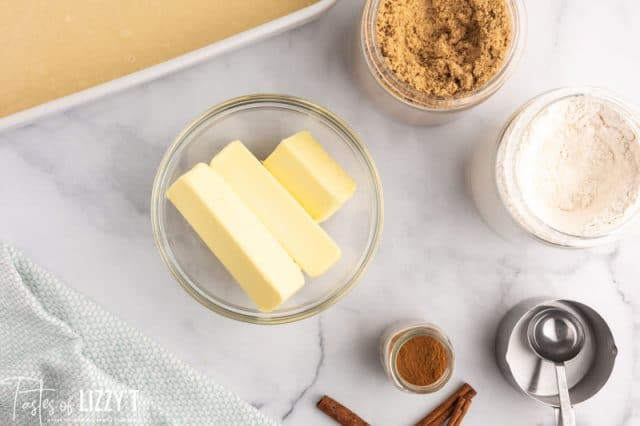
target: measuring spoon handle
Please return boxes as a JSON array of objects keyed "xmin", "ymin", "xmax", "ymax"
[{"xmin": 555, "ymin": 363, "xmax": 575, "ymax": 426}]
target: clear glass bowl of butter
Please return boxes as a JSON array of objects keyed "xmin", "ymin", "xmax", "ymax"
[{"xmin": 151, "ymin": 94, "xmax": 383, "ymax": 324}]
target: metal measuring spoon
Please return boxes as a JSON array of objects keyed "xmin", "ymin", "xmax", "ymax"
[{"xmin": 527, "ymin": 307, "xmax": 585, "ymax": 426}]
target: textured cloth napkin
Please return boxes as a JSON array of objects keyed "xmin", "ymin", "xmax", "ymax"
[{"xmin": 0, "ymin": 243, "xmax": 278, "ymax": 425}]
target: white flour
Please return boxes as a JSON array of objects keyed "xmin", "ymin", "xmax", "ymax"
[{"xmin": 516, "ymin": 95, "xmax": 640, "ymax": 237}]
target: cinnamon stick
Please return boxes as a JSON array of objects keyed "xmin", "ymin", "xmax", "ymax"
[
  {"xmin": 317, "ymin": 395, "xmax": 370, "ymax": 426},
  {"xmin": 414, "ymin": 383, "xmax": 476, "ymax": 426},
  {"xmin": 449, "ymin": 398, "xmax": 472, "ymax": 426},
  {"xmin": 428, "ymin": 404, "xmax": 455, "ymax": 426}
]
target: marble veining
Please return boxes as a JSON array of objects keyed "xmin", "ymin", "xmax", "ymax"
[
  {"xmin": 1, "ymin": 1, "xmax": 639, "ymax": 425},
  {"xmin": 282, "ymin": 317, "xmax": 325, "ymax": 421}
]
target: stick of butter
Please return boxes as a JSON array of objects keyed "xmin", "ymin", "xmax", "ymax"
[
  {"xmin": 166, "ymin": 163, "xmax": 304, "ymax": 312},
  {"xmin": 210, "ymin": 141, "xmax": 341, "ymax": 277},
  {"xmin": 264, "ymin": 131, "xmax": 357, "ymax": 222}
]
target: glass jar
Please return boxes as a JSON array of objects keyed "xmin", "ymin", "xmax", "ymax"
[
  {"xmin": 354, "ymin": 0, "xmax": 527, "ymax": 126},
  {"xmin": 380, "ymin": 321, "xmax": 455, "ymax": 394},
  {"xmin": 469, "ymin": 87, "xmax": 640, "ymax": 248}
]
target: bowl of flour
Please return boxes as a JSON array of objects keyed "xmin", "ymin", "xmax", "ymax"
[{"xmin": 494, "ymin": 88, "xmax": 640, "ymax": 247}]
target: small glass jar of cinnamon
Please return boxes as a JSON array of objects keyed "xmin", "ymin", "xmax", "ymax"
[{"xmin": 380, "ymin": 321, "xmax": 455, "ymax": 394}]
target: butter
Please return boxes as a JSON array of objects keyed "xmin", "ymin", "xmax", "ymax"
[
  {"xmin": 211, "ymin": 141, "xmax": 341, "ymax": 277},
  {"xmin": 166, "ymin": 163, "xmax": 304, "ymax": 312},
  {"xmin": 264, "ymin": 131, "xmax": 357, "ymax": 222}
]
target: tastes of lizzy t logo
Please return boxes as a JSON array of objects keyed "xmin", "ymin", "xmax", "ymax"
[{"xmin": 0, "ymin": 377, "xmax": 140, "ymax": 424}]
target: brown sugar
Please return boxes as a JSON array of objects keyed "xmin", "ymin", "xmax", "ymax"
[
  {"xmin": 376, "ymin": 0, "xmax": 512, "ymax": 97},
  {"xmin": 396, "ymin": 335, "xmax": 449, "ymax": 386}
]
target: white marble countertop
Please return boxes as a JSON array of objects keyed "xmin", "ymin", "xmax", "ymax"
[{"xmin": 1, "ymin": 1, "xmax": 638, "ymax": 425}]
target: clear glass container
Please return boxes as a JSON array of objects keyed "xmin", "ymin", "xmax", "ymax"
[
  {"xmin": 470, "ymin": 87, "xmax": 640, "ymax": 248},
  {"xmin": 380, "ymin": 321, "xmax": 455, "ymax": 393},
  {"xmin": 151, "ymin": 94, "xmax": 384, "ymax": 324},
  {"xmin": 354, "ymin": 0, "xmax": 527, "ymax": 126}
]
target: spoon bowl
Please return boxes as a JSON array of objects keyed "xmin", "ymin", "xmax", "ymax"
[{"xmin": 528, "ymin": 307, "xmax": 586, "ymax": 363}]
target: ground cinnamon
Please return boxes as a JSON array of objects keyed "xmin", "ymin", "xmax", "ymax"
[
  {"xmin": 376, "ymin": 0, "xmax": 512, "ymax": 97},
  {"xmin": 396, "ymin": 335, "xmax": 449, "ymax": 386}
]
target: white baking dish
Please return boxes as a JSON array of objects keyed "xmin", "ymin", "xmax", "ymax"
[{"xmin": 0, "ymin": 0, "xmax": 336, "ymax": 132}]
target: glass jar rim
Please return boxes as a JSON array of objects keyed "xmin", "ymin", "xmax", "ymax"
[
  {"xmin": 360, "ymin": 0, "xmax": 527, "ymax": 112},
  {"xmin": 495, "ymin": 87, "xmax": 640, "ymax": 248},
  {"xmin": 388, "ymin": 325, "xmax": 455, "ymax": 393}
]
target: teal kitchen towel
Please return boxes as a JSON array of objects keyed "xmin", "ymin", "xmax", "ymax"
[{"xmin": 0, "ymin": 243, "xmax": 278, "ymax": 425}]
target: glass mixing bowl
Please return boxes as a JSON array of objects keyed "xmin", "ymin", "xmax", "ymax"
[{"xmin": 151, "ymin": 94, "xmax": 384, "ymax": 324}]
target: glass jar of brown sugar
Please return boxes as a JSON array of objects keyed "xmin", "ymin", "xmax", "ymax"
[
  {"xmin": 380, "ymin": 321, "xmax": 455, "ymax": 393},
  {"xmin": 354, "ymin": 0, "xmax": 527, "ymax": 126}
]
